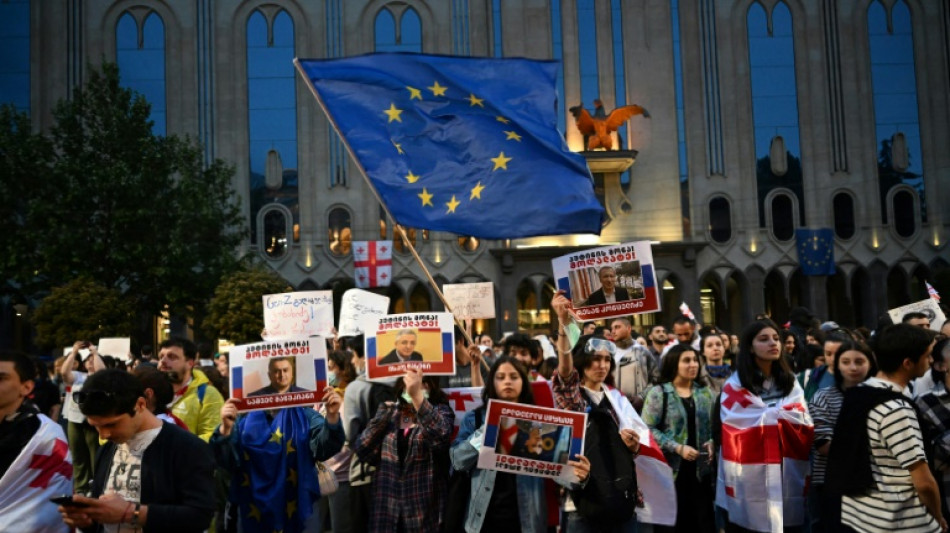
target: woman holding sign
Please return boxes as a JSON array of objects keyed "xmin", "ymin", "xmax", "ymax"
[
  {"xmin": 354, "ymin": 368, "xmax": 454, "ymax": 533},
  {"xmin": 449, "ymin": 355, "xmax": 591, "ymax": 533}
]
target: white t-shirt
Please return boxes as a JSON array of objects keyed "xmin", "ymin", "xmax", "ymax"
[
  {"xmin": 62, "ymin": 371, "xmax": 88, "ymax": 423},
  {"xmin": 103, "ymin": 426, "xmax": 163, "ymax": 533}
]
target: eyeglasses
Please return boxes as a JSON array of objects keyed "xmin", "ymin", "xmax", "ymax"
[
  {"xmin": 585, "ymin": 338, "xmax": 617, "ymax": 356},
  {"xmin": 72, "ymin": 390, "xmax": 115, "ymax": 406}
]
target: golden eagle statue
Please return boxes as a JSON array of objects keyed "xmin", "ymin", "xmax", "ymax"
[{"xmin": 569, "ymin": 104, "xmax": 650, "ymax": 151}]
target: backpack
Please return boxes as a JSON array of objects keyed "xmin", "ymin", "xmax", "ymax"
[
  {"xmin": 570, "ymin": 390, "xmax": 638, "ymax": 524},
  {"xmin": 442, "ymin": 408, "xmax": 484, "ymax": 533}
]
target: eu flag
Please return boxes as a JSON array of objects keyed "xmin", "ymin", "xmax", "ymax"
[
  {"xmin": 295, "ymin": 53, "xmax": 604, "ymax": 239},
  {"xmin": 795, "ymin": 228, "xmax": 836, "ymax": 276}
]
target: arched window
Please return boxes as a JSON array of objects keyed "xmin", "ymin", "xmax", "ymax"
[
  {"xmin": 891, "ymin": 188, "xmax": 916, "ymax": 237},
  {"xmin": 328, "ymin": 207, "xmax": 352, "ymax": 256},
  {"xmin": 770, "ymin": 193, "xmax": 794, "ymax": 241},
  {"xmin": 833, "ymin": 193, "xmax": 855, "ymax": 239},
  {"xmin": 116, "ymin": 12, "xmax": 166, "ymax": 135},
  {"xmin": 247, "ymin": 10, "xmax": 298, "ymax": 243},
  {"xmin": 374, "ymin": 6, "xmax": 422, "ymax": 53},
  {"xmin": 261, "ymin": 207, "xmax": 289, "ymax": 259},
  {"xmin": 0, "ymin": 0, "xmax": 31, "ymax": 111},
  {"xmin": 868, "ymin": 0, "xmax": 926, "ymax": 223},
  {"xmin": 709, "ymin": 196, "xmax": 732, "ymax": 243},
  {"xmin": 748, "ymin": 2, "xmax": 805, "ymax": 227}
]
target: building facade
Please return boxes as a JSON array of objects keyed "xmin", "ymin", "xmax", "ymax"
[{"xmin": 3, "ymin": 0, "xmax": 949, "ymax": 339}]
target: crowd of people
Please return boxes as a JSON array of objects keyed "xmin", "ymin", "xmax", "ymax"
[{"xmin": 3, "ymin": 300, "xmax": 950, "ymax": 533}]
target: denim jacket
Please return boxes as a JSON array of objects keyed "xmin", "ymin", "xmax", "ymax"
[
  {"xmin": 641, "ymin": 382, "xmax": 714, "ymax": 479},
  {"xmin": 450, "ymin": 409, "xmax": 549, "ymax": 533}
]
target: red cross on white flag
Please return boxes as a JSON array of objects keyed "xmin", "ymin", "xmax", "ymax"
[{"xmin": 353, "ymin": 240, "xmax": 393, "ymax": 288}]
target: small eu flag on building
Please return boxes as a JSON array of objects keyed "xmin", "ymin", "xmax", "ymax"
[
  {"xmin": 295, "ymin": 53, "xmax": 604, "ymax": 239},
  {"xmin": 795, "ymin": 228, "xmax": 835, "ymax": 276}
]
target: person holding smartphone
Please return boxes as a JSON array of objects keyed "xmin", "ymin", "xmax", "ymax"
[{"xmin": 641, "ymin": 344, "xmax": 716, "ymax": 533}]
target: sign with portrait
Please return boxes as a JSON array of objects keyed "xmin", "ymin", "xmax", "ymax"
[
  {"xmin": 888, "ymin": 298, "xmax": 947, "ymax": 331},
  {"xmin": 443, "ymin": 282, "xmax": 496, "ymax": 319},
  {"xmin": 477, "ymin": 399, "xmax": 586, "ymax": 483},
  {"xmin": 262, "ymin": 291, "xmax": 334, "ymax": 339},
  {"xmin": 551, "ymin": 240, "xmax": 661, "ymax": 321},
  {"xmin": 363, "ymin": 312, "xmax": 456, "ymax": 381},
  {"xmin": 229, "ymin": 337, "xmax": 328, "ymax": 412}
]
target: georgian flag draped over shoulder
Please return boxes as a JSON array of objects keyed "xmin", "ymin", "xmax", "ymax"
[
  {"xmin": 0, "ymin": 415, "xmax": 73, "ymax": 533},
  {"xmin": 352, "ymin": 240, "xmax": 392, "ymax": 288},
  {"xmin": 715, "ymin": 373, "xmax": 814, "ymax": 533}
]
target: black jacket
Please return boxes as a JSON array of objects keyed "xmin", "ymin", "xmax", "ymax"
[
  {"xmin": 86, "ymin": 422, "xmax": 215, "ymax": 533},
  {"xmin": 584, "ymin": 287, "xmax": 631, "ymax": 306}
]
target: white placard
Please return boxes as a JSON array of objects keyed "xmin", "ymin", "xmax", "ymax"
[
  {"xmin": 337, "ymin": 289, "xmax": 390, "ymax": 337},
  {"xmin": 888, "ymin": 298, "xmax": 946, "ymax": 331},
  {"xmin": 97, "ymin": 337, "xmax": 131, "ymax": 361},
  {"xmin": 262, "ymin": 291, "xmax": 334, "ymax": 339},
  {"xmin": 443, "ymin": 282, "xmax": 496, "ymax": 319}
]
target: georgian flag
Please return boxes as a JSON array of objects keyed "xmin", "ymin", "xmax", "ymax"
[
  {"xmin": 353, "ymin": 240, "xmax": 392, "ymax": 288},
  {"xmin": 715, "ymin": 374, "xmax": 814, "ymax": 532},
  {"xmin": 0, "ymin": 414, "xmax": 73, "ymax": 533}
]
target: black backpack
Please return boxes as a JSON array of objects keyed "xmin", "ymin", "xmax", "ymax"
[{"xmin": 570, "ymin": 391, "xmax": 638, "ymax": 524}]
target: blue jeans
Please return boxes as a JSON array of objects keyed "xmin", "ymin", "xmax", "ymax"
[{"xmin": 566, "ymin": 511, "xmax": 638, "ymax": 533}]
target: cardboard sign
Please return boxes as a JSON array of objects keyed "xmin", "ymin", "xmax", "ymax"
[
  {"xmin": 443, "ymin": 282, "xmax": 496, "ymax": 319},
  {"xmin": 552, "ymin": 241, "xmax": 661, "ymax": 321},
  {"xmin": 337, "ymin": 289, "xmax": 390, "ymax": 337},
  {"xmin": 262, "ymin": 291, "xmax": 334, "ymax": 339},
  {"xmin": 97, "ymin": 338, "xmax": 131, "ymax": 361},
  {"xmin": 477, "ymin": 399, "xmax": 586, "ymax": 483},
  {"xmin": 888, "ymin": 298, "xmax": 946, "ymax": 331},
  {"xmin": 363, "ymin": 312, "xmax": 456, "ymax": 380},
  {"xmin": 229, "ymin": 337, "xmax": 328, "ymax": 412}
]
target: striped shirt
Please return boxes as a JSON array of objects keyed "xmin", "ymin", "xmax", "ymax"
[
  {"xmin": 840, "ymin": 377, "xmax": 940, "ymax": 533},
  {"xmin": 809, "ymin": 385, "xmax": 844, "ymax": 484}
]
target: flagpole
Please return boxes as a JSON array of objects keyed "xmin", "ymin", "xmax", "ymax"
[{"xmin": 295, "ymin": 59, "xmax": 485, "ymax": 365}]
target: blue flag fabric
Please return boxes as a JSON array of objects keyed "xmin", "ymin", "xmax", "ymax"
[
  {"xmin": 795, "ymin": 228, "xmax": 836, "ymax": 276},
  {"xmin": 231, "ymin": 408, "xmax": 319, "ymax": 533},
  {"xmin": 296, "ymin": 53, "xmax": 604, "ymax": 239}
]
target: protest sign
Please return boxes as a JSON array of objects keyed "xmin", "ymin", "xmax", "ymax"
[
  {"xmin": 552, "ymin": 240, "xmax": 660, "ymax": 321},
  {"xmin": 364, "ymin": 312, "xmax": 455, "ymax": 380},
  {"xmin": 446, "ymin": 381, "xmax": 556, "ymax": 440},
  {"xmin": 229, "ymin": 337, "xmax": 328, "ymax": 412},
  {"xmin": 97, "ymin": 337, "xmax": 131, "ymax": 361},
  {"xmin": 443, "ymin": 282, "xmax": 496, "ymax": 319},
  {"xmin": 262, "ymin": 291, "xmax": 334, "ymax": 339},
  {"xmin": 477, "ymin": 399, "xmax": 586, "ymax": 483},
  {"xmin": 888, "ymin": 298, "xmax": 947, "ymax": 331},
  {"xmin": 337, "ymin": 289, "xmax": 390, "ymax": 337}
]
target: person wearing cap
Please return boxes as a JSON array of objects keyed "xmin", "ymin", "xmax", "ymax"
[{"xmin": 60, "ymin": 340, "xmax": 106, "ymax": 494}]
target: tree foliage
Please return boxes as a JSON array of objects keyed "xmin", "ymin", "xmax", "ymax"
[
  {"xmin": 203, "ymin": 266, "xmax": 292, "ymax": 345},
  {"xmin": 31, "ymin": 276, "xmax": 136, "ymax": 349},
  {"xmin": 1, "ymin": 62, "xmax": 246, "ymax": 321}
]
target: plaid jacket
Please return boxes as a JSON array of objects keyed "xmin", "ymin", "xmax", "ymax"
[
  {"xmin": 915, "ymin": 383, "xmax": 950, "ymax": 512},
  {"xmin": 355, "ymin": 400, "xmax": 454, "ymax": 532}
]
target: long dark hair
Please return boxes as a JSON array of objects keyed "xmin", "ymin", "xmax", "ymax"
[
  {"xmin": 327, "ymin": 349, "xmax": 357, "ymax": 386},
  {"xmin": 570, "ymin": 333, "xmax": 616, "ymax": 387},
  {"xmin": 736, "ymin": 319, "xmax": 795, "ymax": 397},
  {"xmin": 393, "ymin": 374, "xmax": 448, "ymax": 406},
  {"xmin": 831, "ymin": 340, "xmax": 877, "ymax": 391},
  {"xmin": 482, "ymin": 355, "xmax": 535, "ymax": 406},
  {"xmin": 659, "ymin": 344, "xmax": 707, "ymax": 386}
]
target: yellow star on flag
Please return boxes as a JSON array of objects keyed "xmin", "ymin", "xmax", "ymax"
[
  {"xmin": 504, "ymin": 131, "xmax": 522, "ymax": 142},
  {"xmin": 427, "ymin": 81, "xmax": 447, "ymax": 96},
  {"xmin": 248, "ymin": 503, "xmax": 262, "ymax": 521},
  {"xmin": 496, "ymin": 116, "xmax": 510, "ymax": 124},
  {"xmin": 286, "ymin": 499, "xmax": 298, "ymax": 518},
  {"xmin": 418, "ymin": 188, "xmax": 433, "ymax": 206},
  {"xmin": 467, "ymin": 94, "xmax": 485, "ymax": 107},
  {"xmin": 406, "ymin": 171, "xmax": 420, "ymax": 183},
  {"xmin": 286, "ymin": 439, "xmax": 295, "ymax": 454},
  {"xmin": 491, "ymin": 152, "xmax": 512, "ymax": 171},
  {"xmin": 446, "ymin": 195, "xmax": 461, "ymax": 213},
  {"xmin": 287, "ymin": 468, "xmax": 298, "ymax": 487},
  {"xmin": 384, "ymin": 103, "xmax": 403, "ymax": 123},
  {"xmin": 269, "ymin": 428, "xmax": 283, "ymax": 445},
  {"xmin": 470, "ymin": 182, "xmax": 485, "ymax": 200},
  {"xmin": 407, "ymin": 86, "xmax": 422, "ymax": 100},
  {"xmin": 392, "ymin": 140, "xmax": 404, "ymax": 154}
]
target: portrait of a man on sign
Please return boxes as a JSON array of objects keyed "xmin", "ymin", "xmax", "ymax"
[
  {"xmin": 377, "ymin": 329, "xmax": 424, "ymax": 366},
  {"xmin": 247, "ymin": 356, "xmax": 309, "ymax": 396}
]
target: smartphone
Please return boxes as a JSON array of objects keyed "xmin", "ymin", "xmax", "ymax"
[{"xmin": 49, "ymin": 495, "xmax": 88, "ymax": 507}]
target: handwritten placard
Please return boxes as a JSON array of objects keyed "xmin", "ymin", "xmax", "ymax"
[
  {"xmin": 443, "ymin": 282, "xmax": 496, "ymax": 319},
  {"xmin": 97, "ymin": 337, "xmax": 131, "ymax": 361},
  {"xmin": 262, "ymin": 291, "xmax": 334, "ymax": 339},
  {"xmin": 338, "ymin": 289, "xmax": 390, "ymax": 337}
]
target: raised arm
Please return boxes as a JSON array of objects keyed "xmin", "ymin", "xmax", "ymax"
[
  {"xmin": 60, "ymin": 341, "xmax": 83, "ymax": 385},
  {"xmin": 552, "ymin": 292, "xmax": 574, "ymax": 380}
]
